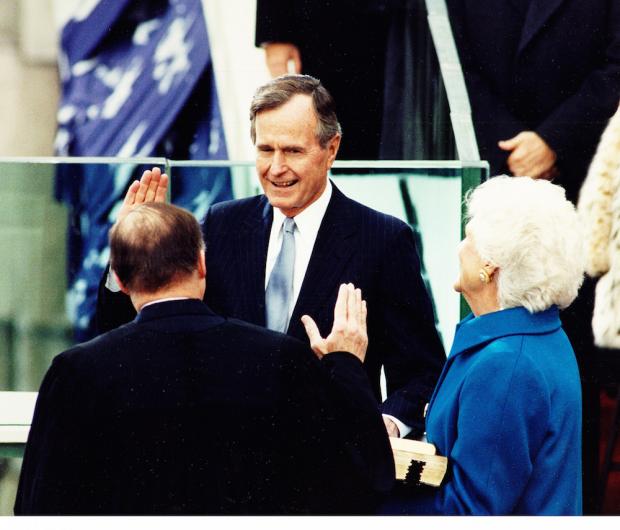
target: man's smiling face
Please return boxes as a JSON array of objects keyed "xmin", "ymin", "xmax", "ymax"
[{"xmin": 254, "ymin": 94, "xmax": 340, "ymax": 217}]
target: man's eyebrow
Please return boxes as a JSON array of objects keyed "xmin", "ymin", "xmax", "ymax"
[{"xmin": 256, "ymin": 143, "xmax": 305, "ymax": 151}]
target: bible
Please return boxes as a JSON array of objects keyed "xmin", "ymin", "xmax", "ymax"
[{"xmin": 390, "ymin": 437, "xmax": 448, "ymax": 488}]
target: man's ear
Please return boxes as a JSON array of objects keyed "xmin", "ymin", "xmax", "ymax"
[
  {"xmin": 325, "ymin": 134, "xmax": 341, "ymax": 168},
  {"xmin": 113, "ymin": 270, "xmax": 130, "ymax": 295},
  {"xmin": 197, "ymin": 249, "xmax": 207, "ymax": 280}
]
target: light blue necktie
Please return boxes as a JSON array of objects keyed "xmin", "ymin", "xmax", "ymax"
[{"xmin": 265, "ymin": 217, "xmax": 296, "ymax": 332}]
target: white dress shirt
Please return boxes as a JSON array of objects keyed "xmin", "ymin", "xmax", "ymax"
[{"xmin": 264, "ymin": 180, "xmax": 333, "ymax": 322}]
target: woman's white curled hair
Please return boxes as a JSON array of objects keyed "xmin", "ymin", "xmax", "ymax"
[{"xmin": 466, "ymin": 176, "xmax": 585, "ymax": 312}]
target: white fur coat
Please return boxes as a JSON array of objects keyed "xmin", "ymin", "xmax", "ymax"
[{"xmin": 578, "ymin": 106, "xmax": 620, "ymax": 348}]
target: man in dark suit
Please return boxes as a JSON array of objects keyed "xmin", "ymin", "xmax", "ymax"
[
  {"xmin": 97, "ymin": 75, "xmax": 445, "ymax": 440},
  {"xmin": 15, "ymin": 202, "xmax": 394, "ymax": 515},
  {"xmin": 446, "ymin": 0, "xmax": 620, "ymax": 203},
  {"xmin": 255, "ymin": 0, "xmax": 389, "ymax": 160}
]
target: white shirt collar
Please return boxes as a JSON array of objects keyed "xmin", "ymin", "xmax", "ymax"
[
  {"xmin": 264, "ymin": 180, "xmax": 333, "ymax": 315},
  {"xmin": 140, "ymin": 297, "xmax": 191, "ymax": 310},
  {"xmin": 271, "ymin": 180, "xmax": 332, "ymax": 236}
]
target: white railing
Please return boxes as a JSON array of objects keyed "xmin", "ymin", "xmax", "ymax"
[{"xmin": 0, "ymin": 392, "xmax": 37, "ymax": 452}]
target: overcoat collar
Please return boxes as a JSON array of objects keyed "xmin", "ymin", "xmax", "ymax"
[
  {"xmin": 425, "ymin": 306, "xmax": 562, "ymax": 419},
  {"xmin": 448, "ymin": 305, "xmax": 562, "ymax": 361},
  {"xmin": 135, "ymin": 298, "xmax": 224, "ymax": 332}
]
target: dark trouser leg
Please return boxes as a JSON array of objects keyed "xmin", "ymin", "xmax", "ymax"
[{"xmin": 561, "ymin": 277, "xmax": 599, "ymax": 514}]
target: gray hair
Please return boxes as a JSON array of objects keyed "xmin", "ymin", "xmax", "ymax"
[
  {"xmin": 466, "ymin": 176, "xmax": 585, "ymax": 312},
  {"xmin": 249, "ymin": 74, "xmax": 342, "ymax": 148}
]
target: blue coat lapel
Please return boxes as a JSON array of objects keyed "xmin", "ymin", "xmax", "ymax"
[{"xmin": 449, "ymin": 306, "xmax": 561, "ymax": 360}]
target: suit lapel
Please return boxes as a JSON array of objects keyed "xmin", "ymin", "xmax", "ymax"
[
  {"xmin": 287, "ymin": 185, "xmax": 357, "ymax": 338},
  {"xmin": 517, "ymin": 0, "xmax": 565, "ymax": 55},
  {"xmin": 235, "ymin": 197, "xmax": 272, "ymax": 326}
]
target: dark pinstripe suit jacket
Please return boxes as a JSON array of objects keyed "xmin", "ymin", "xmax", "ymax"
[
  {"xmin": 97, "ymin": 184, "xmax": 444, "ymax": 432},
  {"xmin": 202, "ymin": 184, "xmax": 444, "ymax": 432}
]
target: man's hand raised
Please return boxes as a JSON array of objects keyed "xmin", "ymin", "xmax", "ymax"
[
  {"xmin": 116, "ymin": 167, "xmax": 169, "ymax": 226},
  {"xmin": 301, "ymin": 283, "xmax": 368, "ymax": 362}
]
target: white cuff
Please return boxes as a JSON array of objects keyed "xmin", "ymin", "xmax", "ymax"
[
  {"xmin": 382, "ymin": 414, "xmax": 412, "ymax": 439},
  {"xmin": 105, "ymin": 268, "xmax": 121, "ymax": 293}
]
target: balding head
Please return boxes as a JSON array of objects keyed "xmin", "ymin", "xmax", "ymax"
[{"xmin": 110, "ymin": 202, "xmax": 204, "ymax": 294}]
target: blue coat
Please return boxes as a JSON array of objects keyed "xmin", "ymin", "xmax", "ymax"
[{"xmin": 424, "ymin": 306, "xmax": 582, "ymax": 514}]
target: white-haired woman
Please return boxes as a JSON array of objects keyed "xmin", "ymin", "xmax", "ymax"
[{"xmin": 385, "ymin": 176, "xmax": 585, "ymax": 515}]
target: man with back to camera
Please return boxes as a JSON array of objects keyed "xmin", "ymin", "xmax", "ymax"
[
  {"xmin": 97, "ymin": 74, "xmax": 445, "ymax": 440},
  {"xmin": 15, "ymin": 202, "xmax": 394, "ymax": 515}
]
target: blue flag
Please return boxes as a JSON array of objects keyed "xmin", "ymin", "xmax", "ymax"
[{"xmin": 55, "ymin": 0, "xmax": 232, "ymax": 340}]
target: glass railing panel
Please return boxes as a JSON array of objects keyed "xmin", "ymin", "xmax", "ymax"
[
  {"xmin": 0, "ymin": 157, "xmax": 166, "ymax": 393},
  {"xmin": 169, "ymin": 160, "xmax": 488, "ymax": 351},
  {"xmin": 0, "ymin": 157, "xmax": 486, "ymax": 396},
  {"xmin": 426, "ymin": 0, "xmax": 481, "ymax": 162},
  {"xmin": 0, "ymin": 160, "xmax": 68, "ymax": 393}
]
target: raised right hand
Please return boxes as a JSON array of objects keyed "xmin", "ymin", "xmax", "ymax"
[
  {"xmin": 116, "ymin": 166, "xmax": 169, "ymax": 226},
  {"xmin": 301, "ymin": 283, "xmax": 368, "ymax": 362}
]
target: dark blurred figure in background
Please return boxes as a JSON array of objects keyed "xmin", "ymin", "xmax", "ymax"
[
  {"xmin": 256, "ymin": 0, "xmax": 454, "ymax": 161},
  {"xmin": 446, "ymin": 0, "xmax": 620, "ymax": 513},
  {"xmin": 256, "ymin": 0, "xmax": 386, "ymax": 161},
  {"xmin": 446, "ymin": 0, "xmax": 620, "ymax": 204}
]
